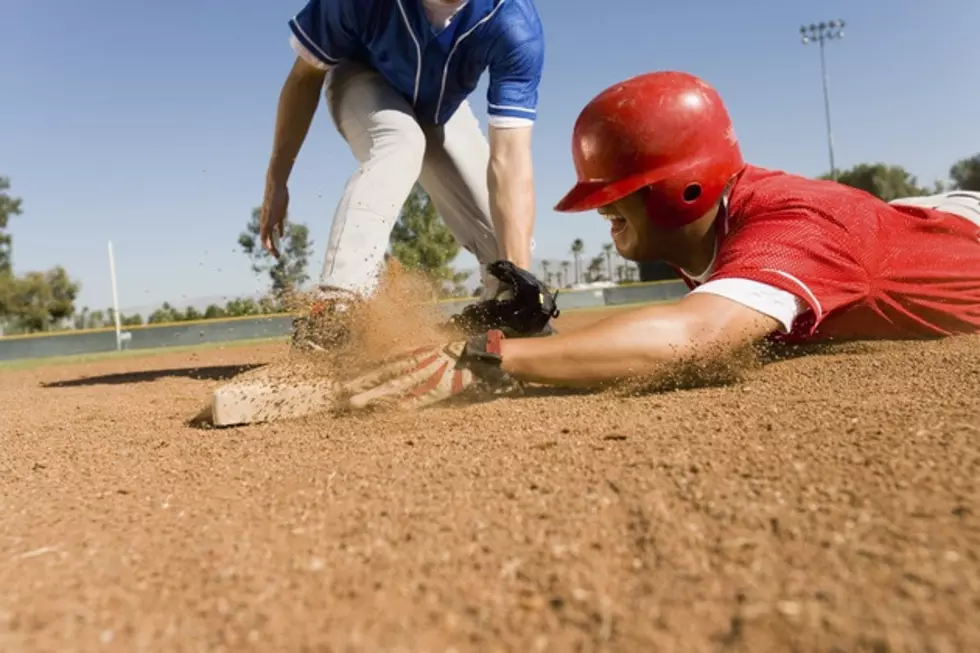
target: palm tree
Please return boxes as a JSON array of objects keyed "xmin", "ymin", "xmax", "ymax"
[
  {"xmin": 74, "ymin": 305, "xmax": 90, "ymax": 330},
  {"xmin": 570, "ymin": 239, "xmax": 585, "ymax": 285},
  {"xmin": 540, "ymin": 259, "xmax": 551, "ymax": 286},
  {"xmin": 602, "ymin": 243, "xmax": 615, "ymax": 280},
  {"xmin": 587, "ymin": 256, "xmax": 604, "ymax": 282},
  {"xmin": 560, "ymin": 260, "xmax": 571, "ymax": 287}
]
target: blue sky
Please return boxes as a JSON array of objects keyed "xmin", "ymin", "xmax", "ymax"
[{"xmin": 3, "ymin": 0, "xmax": 978, "ymax": 315}]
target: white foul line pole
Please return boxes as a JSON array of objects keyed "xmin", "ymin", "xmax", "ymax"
[{"xmin": 108, "ymin": 240, "xmax": 122, "ymax": 351}]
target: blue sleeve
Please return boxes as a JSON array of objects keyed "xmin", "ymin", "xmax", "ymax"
[
  {"xmin": 288, "ymin": 0, "xmax": 358, "ymax": 68},
  {"xmin": 487, "ymin": 31, "xmax": 544, "ymax": 125}
]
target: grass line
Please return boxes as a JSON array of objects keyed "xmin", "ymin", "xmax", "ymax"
[
  {"xmin": 0, "ymin": 336, "xmax": 288, "ymax": 372},
  {"xmin": 0, "ymin": 300, "xmax": 675, "ymax": 372}
]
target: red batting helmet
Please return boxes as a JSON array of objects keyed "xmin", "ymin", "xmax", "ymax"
[{"xmin": 553, "ymin": 71, "xmax": 745, "ymax": 229}]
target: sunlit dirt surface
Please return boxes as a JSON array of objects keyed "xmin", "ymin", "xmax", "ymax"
[{"xmin": 1, "ymin": 308, "xmax": 978, "ymax": 652}]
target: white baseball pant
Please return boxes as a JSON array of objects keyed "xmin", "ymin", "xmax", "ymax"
[
  {"xmin": 889, "ymin": 190, "xmax": 980, "ymax": 227},
  {"xmin": 318, "ymin": 61, "xmax": 502, "ymax": 301}
]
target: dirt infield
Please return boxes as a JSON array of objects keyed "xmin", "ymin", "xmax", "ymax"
[{"xmin": 1, "ymin": 306, "xmax": 978, "ymax": 652}]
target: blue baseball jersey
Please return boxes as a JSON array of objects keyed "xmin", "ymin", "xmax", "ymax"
[{"xmin": 288, "ymin": 0, "xmax": 544, "ymax": 126}]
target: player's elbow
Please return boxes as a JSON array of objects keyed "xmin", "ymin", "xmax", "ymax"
[
  {"xmin": 286, "ymin": 56, "xmax": 329, "ymax": 92},
  {"xmin": 624, "ymin": 316, "xmax": 745, "ymax": 388},
  {"xmin": 670, "ymin": 306, "xmax": 772, "ymax": 381}
]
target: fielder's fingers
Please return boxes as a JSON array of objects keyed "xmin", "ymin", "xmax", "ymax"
[{"xmin": 346, "ymin": 355, "xmax": 450, "ymax": 410}]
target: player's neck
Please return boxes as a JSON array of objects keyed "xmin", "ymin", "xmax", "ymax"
[
  {"xmin": 674, "ymin": 230, "xmax": 717, "ymax": 279},
  {"xmin": 668, "ymin": 203, "xmax": 722, "ymax": 277}
]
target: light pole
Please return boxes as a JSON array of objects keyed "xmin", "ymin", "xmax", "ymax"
[{"xmin": 800, "ymin": 19, "xmax": 845, "ymax": 180}]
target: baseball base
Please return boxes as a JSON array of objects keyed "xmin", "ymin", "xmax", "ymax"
[{"xmin": 206, "ymin": 363, "xmax": 340, "ymax": 427}]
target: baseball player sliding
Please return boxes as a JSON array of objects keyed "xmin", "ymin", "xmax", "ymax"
[
  {"xmin": 260, "ymin": 0, "xmax": 558, "ymax": 350},
  {"xmin": 338, "ymin": 70, "xmax": 980, "ymax": 411}
]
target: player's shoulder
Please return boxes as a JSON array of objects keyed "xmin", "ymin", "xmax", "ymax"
[
  {"xmin": 303, "ymin": 0, "xmax": 377, "ymax": 24},
  {"xmin": 491, "ymin": 0, "xmax": 544, "ymax": 44},
  {"xmin": 727, "ymin": 164, "xmax": 882, "ymax": 231}
]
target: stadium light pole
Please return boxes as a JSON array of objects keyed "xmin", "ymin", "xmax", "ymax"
[{"xmin": 800, "ymin": 19, "xmax": 845, "ymax": 180}]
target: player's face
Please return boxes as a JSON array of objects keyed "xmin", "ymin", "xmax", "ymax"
[
  {"xmin": 598, "ymin": 193, "xmax": 650, "ymax": 260},
  {"xmin": 599, "ymin": 192, "xmax": 718, "ymax": 266}
]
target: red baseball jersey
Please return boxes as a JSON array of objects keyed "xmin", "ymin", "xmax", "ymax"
[{"xmin": 680, "ymin": 165, "xmax": 980, "ymax": 343}]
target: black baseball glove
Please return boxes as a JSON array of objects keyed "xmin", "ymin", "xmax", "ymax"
[{"xmin": 445, "ymin": 261, "xmax": 560, "ymax": 338}]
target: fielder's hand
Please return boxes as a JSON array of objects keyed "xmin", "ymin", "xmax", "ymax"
[
  {"xmin": 260, "ymin": 182, "xmax": 289, "ymax": 258},
  {"xmin": 337, "ymin": 330, "xmax": 516, "ymax": 412},
  {"xmin": 446, "ymin": 261, "xmax": 560, "ymax": 337}
]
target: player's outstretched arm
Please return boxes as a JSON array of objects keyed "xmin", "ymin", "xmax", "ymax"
[
  {"xmin": 497, "ymin": 293, "xmax": 780, "ymax": 388},
  {"xmin": 336, "ymin": 291, "xmax": 781, "ymax": 412}
]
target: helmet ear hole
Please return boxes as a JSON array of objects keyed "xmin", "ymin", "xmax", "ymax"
[{"xmin": 682, "ymin": 183, "xmax": 702, "ymax": 203}]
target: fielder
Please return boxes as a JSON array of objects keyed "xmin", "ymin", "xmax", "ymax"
[
  {"xmin": 260, "ymin": 0, "xmax": 559, "ymax": 351},
  {"xmin": 338, "ymin": 70, "xmax": 980, "ymax": 411}
]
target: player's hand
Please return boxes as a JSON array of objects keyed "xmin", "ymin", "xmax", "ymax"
[
  {"xmin": 260, "ymin": 182, "xmax": 289, "ymax": 258},
  {"xmin": 444, "ymin": 260, "xmax": 560, "ymax": 337},
  {"xmin": 337, "ymin": 330, "xmax": 516, "ymax": 411}
]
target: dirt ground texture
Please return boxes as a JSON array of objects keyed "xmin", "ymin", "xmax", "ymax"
[{"xmin": 1, "ymin": 306, "xmax": 978, "ymax": 653}]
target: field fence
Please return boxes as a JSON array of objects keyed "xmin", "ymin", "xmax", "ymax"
[{"xmin": 0, "ymin": 280, "xmax": 688, "ymax": 362}]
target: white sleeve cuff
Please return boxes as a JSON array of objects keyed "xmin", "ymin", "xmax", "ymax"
[
  {"xmin": 690, "ymin": 278, "xmax": 807, "ymax": 333},
  {"xmin": 289, "ymin": 33, "xmax": 334, "ymax": 71},
  {"xmin": 487, "ymin": 115, "xmax": 534, "ymax": 129}
]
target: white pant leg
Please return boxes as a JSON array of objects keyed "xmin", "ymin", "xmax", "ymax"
[
  {"xmin": 319, "ymin": 62, "xmax": 427, "ymax": 298},
  {"xmin": 418, "ymin": 102, "xmax": 503, "ymax": 299},
  {"xmin": 889, "ymin": 191, "xmax": 980, "ymax": 227}
]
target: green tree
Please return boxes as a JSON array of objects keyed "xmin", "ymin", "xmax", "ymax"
[
  {"xmin": 238, "ymin": 208, "xmax": 314, "ymax": 297},
  {"xmin": 540, "ymin": 259, "xmax": 552, "ymax": 285},
  {"xmin": 147, "ymin": 302, "xmax": 183, "ymax": 324},
  {"xmin": 389, "ymin": 184, "xmax": 468, "ymax": 298},
  {"xmin": 204, "ymin": 303, "xmax": 226, "ymax": 320},
  {"xmin": 560, "ymin": 260, "xmax": 571, "ymax": 287},
  {"xmin": 89, "ymin": 309, "xmax": 105, "ymax": 328},
  {"xmin": 3, "ymin": 266, "xmax": 80, "ymax": 332},
  {"xmin": 950, "ymin": 154, "xmax": 980, "ymax": 191},
  {"xmin": 0, "ymin": 177, "xmax": 24, "ymax": 275},
  {"xmin": 0, "ymin": 274, "xmax": 14, "ymax": 320},
  {"xmin": 224, "ymin": 297, "xmax": 259, "ymax": 317},
  {"xmin": 73, "ymin": 306, "xmax": 90, "ymax": 330},
  {"xmin": 586, "ymin": 255, "xmax": 605, "ymax": 282},
  {"xmin": 821, "ymin": 163, "xmax": 929, "ymax": 202},
  {"xmin": 0, "ymin": 181, "xmax": 84, "ymax": 333},
  {"xmin": 258, "ymin": 295, "xmax": 282, "ymax": 314}
]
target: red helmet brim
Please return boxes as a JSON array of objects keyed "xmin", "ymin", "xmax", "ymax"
[{"xmin": 553, "ymin": 173, "xmax": 658, "ymax": 213}]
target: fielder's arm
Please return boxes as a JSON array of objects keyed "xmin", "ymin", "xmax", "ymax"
[
  {"xmin": 264, "ymin": 57, "xmax": 327, "ymax": 185},
  {"xmin": 497, "ymin": 293, "xmax": 780, "ymax": 388},
  {"xmin": 488, "ymin": 125, "xmax": 536, "ymax": 270},
  {"xmin": 485, "ymin": 26, "xmax": 544, "ymax": 272}
]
